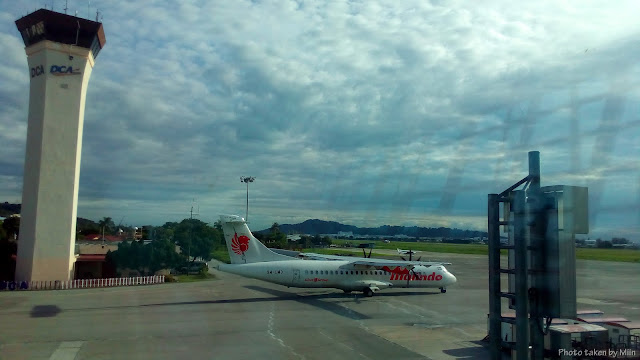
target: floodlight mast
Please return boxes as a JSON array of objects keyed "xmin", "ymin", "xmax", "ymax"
[{"xmin": 240, "ymin": 176, "xmax": 255, "ymax": 221}]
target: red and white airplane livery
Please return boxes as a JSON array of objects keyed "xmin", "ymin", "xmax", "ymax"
[{"xmin": 217, "ymin": 215, "xmax": 457, "ymax": 297}]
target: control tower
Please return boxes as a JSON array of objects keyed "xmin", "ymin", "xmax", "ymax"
[{"xmin": 14, "ymin": 9, "xmax": 106, "ymax": 282}]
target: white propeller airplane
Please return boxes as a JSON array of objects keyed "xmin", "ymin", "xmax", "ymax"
[
  {"xmin": 397, "ymin": 248, "xmax": 420, "ymax": 255},
  {"xmin": 216, "ymin": 215, "xmax": 457, "ymax": 297}
]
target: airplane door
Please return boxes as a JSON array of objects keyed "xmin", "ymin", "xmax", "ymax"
[{"xmin": 292, "ymin": 269, "xmax": 300, "ymax": 285}]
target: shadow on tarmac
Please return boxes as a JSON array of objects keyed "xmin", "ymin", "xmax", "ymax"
[
  {"xmin": 30, "ymin": 305, "xmax": 62, "ymax": 318},
  {"xmin": 244, "ymin": 285, "xmax": 371, "ymax": 320},
  {"xmin": 441, "ymin": 340, "xmax": 490, "ymax": 359},
  {"xmin": 56, "ymin": 285, "xmax": 440, "ymax": 322},
  {"xmin": 243, "ymin": 285, "xmax": 440, "ymax": 320}
]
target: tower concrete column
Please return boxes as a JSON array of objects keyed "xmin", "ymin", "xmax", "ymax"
[{"xmin": 14, "ymin": 9, "xmax": 106, "ymax": 282}]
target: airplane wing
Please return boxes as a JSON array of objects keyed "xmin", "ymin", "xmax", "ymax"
[
  {"xmin": 298, "ymin": 253, "xmax": 345, "ymax": 261},
  {"xmin": 299, "ymin": 252, "xmax": 451, "ymax": 266},
  {"xmin": 299, "ymin": 254, "xmax": 421, "ymax": 271},
  {"xmin": 347, "ymin": 258, "xmax": 450, "ymax": 268}
]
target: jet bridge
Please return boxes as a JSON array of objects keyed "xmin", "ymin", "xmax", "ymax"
[{"xmin": 488, "ymin": 151, "xmax": 589, "ymax": 360}]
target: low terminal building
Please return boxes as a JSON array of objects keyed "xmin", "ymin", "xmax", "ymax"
[
  {"xmin": 604, "ymin": 321, "xmax": 640, "ymax": 350},
  {"xmin": 74, "ymin": 242, "xmax": 118, "ymax": 279}
]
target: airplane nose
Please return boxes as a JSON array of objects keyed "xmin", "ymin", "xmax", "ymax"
[{"xmin": 448, "ymin": 273, "xmax": 457, "ymax": 285}]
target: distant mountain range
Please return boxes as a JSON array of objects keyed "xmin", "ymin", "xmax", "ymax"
[
  {"xmin": 256, "ymin": 219, "xmax": 488, "ymax": 239},
  {"xmin": 3, "ymin": 202, "xmax": 487, "ymax": 239}
]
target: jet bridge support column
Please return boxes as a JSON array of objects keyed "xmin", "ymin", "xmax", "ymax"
[
  {"xmin": 488, "ymin": 159, "xmax": 534, "ymax": 360},
  {"xmin": 513, "ymin": 190, "xmax": 530, "ymax": 360},
  {"xmin": 527, "ymin": 151, "xmax": 545, "ymax": 360},
  {"xmin": 488, "ymin": 194, "xmax": 502, "ymax": 359}
]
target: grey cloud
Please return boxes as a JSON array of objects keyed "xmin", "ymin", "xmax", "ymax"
[{"xmin": 0, "ymin": 1, "xmax": 639, "ymax": 239}]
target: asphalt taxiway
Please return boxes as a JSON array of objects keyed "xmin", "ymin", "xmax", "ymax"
[{"xmin": 0, "ymin": 252, "xmax": 637, "ymax": 360}]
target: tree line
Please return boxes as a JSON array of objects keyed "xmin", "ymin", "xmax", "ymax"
[
  {"xmin": 0, "ymin": 216, "xmax": 227, "ymax": 279},
  {"xmin": 106, "ymin": 218, "xmax": 225, "ymax": 276},
  {"xmin": 575, "ymin": 237, "xmax": 634, "ymax": 248},
  {"xmin": 252, "ymin": 222, "xmax": 333, "ymax": 250}
]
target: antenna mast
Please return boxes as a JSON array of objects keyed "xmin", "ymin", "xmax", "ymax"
[{"xmin": 188, "ymin": 199, "xmax": 200, "ymax": 262}]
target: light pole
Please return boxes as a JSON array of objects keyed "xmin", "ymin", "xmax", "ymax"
[{"xmin": 240, "ymin": 176, "xmax": 255, "ymax": 221}]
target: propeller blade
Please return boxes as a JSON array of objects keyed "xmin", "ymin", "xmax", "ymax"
[
  {"xmin": 408, "ymin": 268, "xmax": 420, "ymax": 288},
  {"xmin": 401, "ymin": 256, "xmax": 406, "ymax": 261},
  {"xmin": 362, "ymin": 248, "xmax": 366, "ymax": 258},
  {"xmin": 367, "ymin": 249, "xmax": 372, "ymax": 258},
  {"xmin": 416, "ymin": 256, "xmax": 422, "ymax": 261}
]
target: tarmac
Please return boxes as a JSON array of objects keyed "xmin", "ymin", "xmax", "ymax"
[{"xmin": 0, "ymin": 251, "xmax": 638, "ymax": 360}]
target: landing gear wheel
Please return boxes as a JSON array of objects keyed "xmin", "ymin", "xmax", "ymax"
[
  {"xmin": 440, "ymin": 287, "xmax": 447, "ymax": 293},
  {"xmin": 343, "ymin": 290, "xmax": 352, "ymax": 294},
  {"xmin": 363, "ymin": 288, "xmax": 374, "ymax": 297}
]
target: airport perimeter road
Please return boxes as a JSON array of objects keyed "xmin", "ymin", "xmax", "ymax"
[{"xmin": 0, "ymin": 253, "xmax": 637, "ymax": 360}]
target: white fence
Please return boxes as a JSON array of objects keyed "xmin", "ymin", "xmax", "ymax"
[{"xmin": 0, "ymin": 275, "xmax": 165, "ymax": 291}]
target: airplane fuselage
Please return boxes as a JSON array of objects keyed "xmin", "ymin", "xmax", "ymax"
[{"xmin": 218, "ymin": 259, "xmax": 456, "ymax": 292}]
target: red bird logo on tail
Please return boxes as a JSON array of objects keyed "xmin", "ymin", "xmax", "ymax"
[{"xmin": 231, "ymin": 233, "xmax": 250, "ymax": 255}]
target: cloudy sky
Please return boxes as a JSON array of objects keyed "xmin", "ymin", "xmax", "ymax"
[{"xmin": 1, "ymin": 1, "xmax": 639, "ymax": 238}]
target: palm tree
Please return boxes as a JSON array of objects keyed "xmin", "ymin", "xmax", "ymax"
[{"xmin": 98, "ymin": 217, "xmax": 115, "ymax": 238}]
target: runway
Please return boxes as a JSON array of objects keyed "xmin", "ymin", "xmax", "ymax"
[{"xmin": 0, "ymin": 253, "xmax": 637, "ymax": 360}]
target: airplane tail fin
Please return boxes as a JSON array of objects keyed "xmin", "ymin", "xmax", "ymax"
[{"xmin": 219, "ymin": 215, "xmax": 292, "ymax": 264}]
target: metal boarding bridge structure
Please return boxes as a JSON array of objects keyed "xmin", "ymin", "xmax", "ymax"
[{"xmin": 488, "ymin": 151, "xmax": 589, "ymax": 360}]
